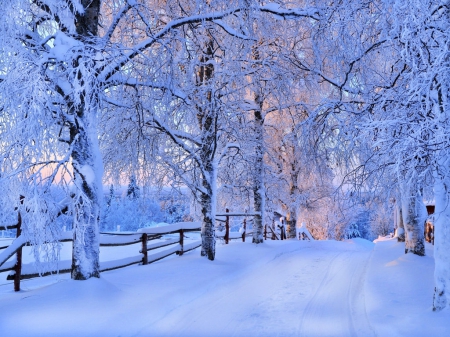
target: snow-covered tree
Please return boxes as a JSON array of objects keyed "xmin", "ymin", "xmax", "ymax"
[
  {"xmin": 386, "ymin": 0, "xmax": 450, "ymax": 310},
  {"xmin": 127, "ymin": 175, "xmax": 140, "ymax": 200}
]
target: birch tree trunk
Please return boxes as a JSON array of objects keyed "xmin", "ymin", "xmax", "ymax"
[
  {"xmin": 252, "ymin": 94, "xmax": 265, "ymax": 244},
  {"xmin": 433, "ymin": 160, "xmax": 450, "ymax": 310},
  {"xmin": 70, "ymin": 111, "xmax": 102, "ymax": 279},
  {"xmin": 396, "ymin": 202, "xmax": 405, "ymax": 242},
  {"xmin": 287, "ymin": 157, "xmax": 300, "ymax": 239},
  {"xmin": 197, "ymin": 37, "xmax": 217, "ymax": 260},
  {"xmin": 198, "ymin": 120, "xmax": 217, "ymax": 260},
  {"xmin": 200, "ymin": 185, "xmax": 216, "ymax": 261},
  {"xmin": 70, "ymin": 0, "xmax": 102, "ymax": 279},
  {"xmin": 401, "ymin": 176, "xmax": 426, "ymax": 256},
  {"xmin": 286, "ymin": 211, "xmax": 297, "ymax": 239}
]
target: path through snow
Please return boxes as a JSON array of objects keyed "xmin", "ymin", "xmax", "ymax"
[
  {"xmin": 299, "ymin": 242, "xmax": 375, "ymax": 337},
  {"xmin": 140, "ymin": 240, "xmax": 375, "ymax": 337}
]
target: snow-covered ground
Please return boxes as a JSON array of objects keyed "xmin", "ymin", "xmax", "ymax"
[{"xmin": 0, "ymin": 237, "xmax": 448, "ymax": 336}]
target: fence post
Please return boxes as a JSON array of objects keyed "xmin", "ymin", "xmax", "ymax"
[
  {"xmin": 225, "ymin": 208, "xmax": 230, "ymax": 244},
  {"xmin": 14, "ymin": 208, "xmax": 23, "ymax": 292},
  {"xmin": 179, "ymin": 229, "xmax": 184, "ymax": 255},
  {"xmin": 242, "ymin": 218, "xmax": 246, "ymax": 242},
  {"xmin": 141, "ymin": 233, "xmax": 148, "ymax": 265}
]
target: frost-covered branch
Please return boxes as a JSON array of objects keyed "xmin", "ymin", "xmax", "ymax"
[
  {"xmin": 212, "ymin": 20, "xmax": 256, "ymax": 41},
  {"xmin": 101, "ymin": 0, "xmax": 136, "ymax": 44},
  {"xmin": 106, "ymin": 76, "xmax": 189, "ymax": 102},
  {"xmin": 147, "ymin": 116, "xmax": 202, "ymax": 156},
  {"xmin": 217, "ymin": 142, "xmax": 240, "ymax": 164},
  {"xmin": 260, "ymin": 3, "xmax": 321, "ymax": 20}
]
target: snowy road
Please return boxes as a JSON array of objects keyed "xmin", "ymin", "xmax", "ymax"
[
  {"xmin": 136, "ymin": 240, "xmax": 376, "ymax": 337},
  {"xmin": 1, "ymin": 238, "xmax": 448, "ymax": 337},
  {"xmin": 299, "ymin": 248, "xmax": 375, "ymax": 337}
]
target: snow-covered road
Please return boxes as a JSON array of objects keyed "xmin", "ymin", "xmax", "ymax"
[
  {"xmin": 0, "ymin": 238, "xmax": 448, "ymax": 336},
  {"xmin": 142, "ymin": 240, "xmax": 375, "ymax": 337},
  {"xmin": 299, "ymin": 245, "xmax": 375, "ymax": 337}
]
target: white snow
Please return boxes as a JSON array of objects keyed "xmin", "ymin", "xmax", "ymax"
[
  {"xmin": 138, "ymin": 221, "xmax": 201, "ymax": 234},
  {"xmin": 79, "ymin": 164, "xmax": 96, "ymax": 186},
  {"xmin": 0, "ymin": 238, "xmax": 448, "ymax": 336},
  {"xmin": 0, "ymin": 235, "xmax": 26, "ymax": 267},
  {"xmin": 50, "ymin": 31, "xmax": 83, "ymax": 61}
]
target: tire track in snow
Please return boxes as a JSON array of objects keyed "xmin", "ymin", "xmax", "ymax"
[
  {"xmin": 142, "ymin": 245, "xmax": 311, "ymax": 337},
  {"xmin": 298, "ymin": 246, "xmax": 376, "ymax": 337}
]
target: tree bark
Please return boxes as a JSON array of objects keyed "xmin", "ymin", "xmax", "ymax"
[
  {"xmin": 433, "ymin": 164, "xmax": 450, "ymax": 310},
  {"xmin": 286, "ymin": 212, "xmax": 297, "ymax": 239},
  {"xmin": 401, "ymin": 178, "xmax": 425, "ymax": 256},
  {"xmin": 70, "ymin": 0, "xmax": 102, "ymax": 280},
  {"xmin": 197, "ymin": 36, "xmax": 217, "ymax": 260},
  {"xmin": 396, "ymin": 203, "xmax": 405, "ymax": 242},
  {"xmin": 200, "ymin": 190, "xmax": 216, "ymax": 260},
  {"xmin": 287, "ymin": 159, "xmax": 299, "ymax": 239},
  {"xmin": 70, "ymin": 109, "xmax": 102, "ymax": 279},
  {"xmin": 252, "ymin": 97, "xmax": 265, "ymax": 244}
]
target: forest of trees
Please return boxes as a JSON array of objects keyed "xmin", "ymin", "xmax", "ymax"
[{"xmin": 0, "ymin": 0, "xmax": 449, "ymax": 310}]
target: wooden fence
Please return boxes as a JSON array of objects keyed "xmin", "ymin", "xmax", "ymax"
[
  {"xmin": 0, "ymin": 219, "xmax": 204, "ymax": 292},
  {"xmin": 0, "ymin": 210, "xmax": 259, "ymax": 292}
]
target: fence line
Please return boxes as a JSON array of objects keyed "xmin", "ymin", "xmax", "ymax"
[
  {"xmin": 0, "ymin": 220, "xmax": 204, "ymax": 291},
  {"xmin": 0, "ymin": 211, "xmax": 262, "ymax": 292}
]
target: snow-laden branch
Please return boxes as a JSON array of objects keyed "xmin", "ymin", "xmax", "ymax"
[
  {"xmin": 213, "ymin": 20, "xmax": 257, "ymax": 41},
  {"xmin": 101, "ymin": 95, "xmax": 133, "ymax": 109},
  {"xmin": 162, "ymin": 159, "xmax": 208, "ymax": 196},
  {"xmin": 101, "ymin": 0, "xmax": 136, "ymax": 45},
  {"xmin": 287, "ymin": 57, "xmax": 360, "ymax": 96},
  {"xmin": 98, "ymin": 8, "xmax": 240, "ymax": 81},
  {"xmin": 148, "ymin": 115, "xmax": 202, "ymax": 148},
  {"xmin": 260, "ymin": 3, "xmax": 321, "ymax": 20},
  {"xmin": 64, "ymin": 0, "xmax": 85, "ymax": 15},
  {"xmin": 217, "ymin": 142, "xmax": 240, "ymax": 164},
  {"xmin": 106, "ymin": 75, "xmax": 189, "ymax": 102}
]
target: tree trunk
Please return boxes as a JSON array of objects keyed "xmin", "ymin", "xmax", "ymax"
[
  {"xmin": 433, "ymin": 165, "xmax": 450, "ymax": 310},
  {"xmin": 70, "ymin": 111, "xmax": 102, "ymax": 279},
  {"xmin": 197, "ymin": 36, "xmax": 217, "ymax": 260},
  {"xmin": 396, "ymin": 204, "xmax": 405, "ymax": 242},
  {"xmin": 200, "ymin": 189, "xmax": 216, "ymax": 260},
  {"xmin": 70, "ymin": 0, "xmax": 102, "ymax": 280},
  {"xmin": 287, "ymin": 212, "xmax": 297, "ymax": 239},
  {"xmin": 287, "ymin": 160, "xmax": 299, "ymax": 239},
  {"xmin": 401, "ymin": 179, "xmax": 426, "ymax": 256},
  {"xmin": 252, "ymin": 98, "xmax": 265, "ymax": 244},
  {"xmin": 198, "ymin": 125, "xmax": 216, "ymax": 260}
]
